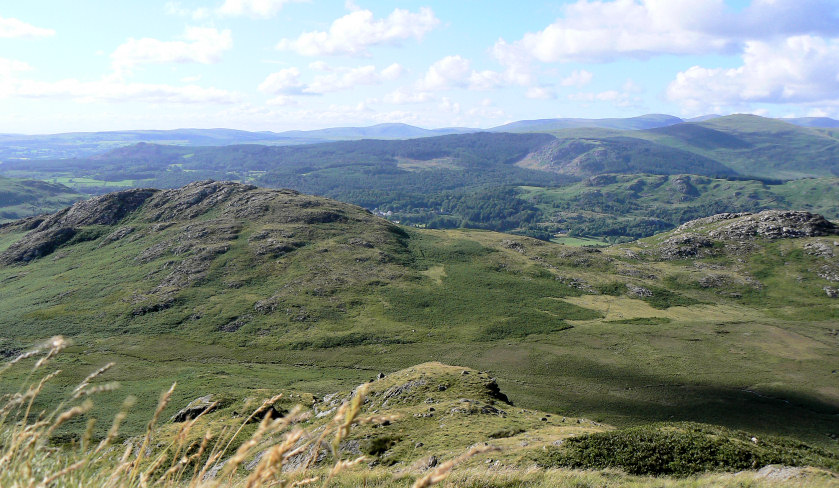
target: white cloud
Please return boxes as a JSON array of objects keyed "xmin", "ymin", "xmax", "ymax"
[
  {"xmin": 266, "ymin": 95, "xmax": 299, "ymax": 106},
  {"xmin": 112, "ymin": 27, "xmax": 232, "ymax": 74},
  {"xmin": 417, "ymin": 55, "xmax": 472, "ymax": 90},
  {"xmin": 439, "ymin": 97, "xmax": 461, "ymax": 114},
  {"xmin": 166, "ymin": 0, "xmax": 303, "ymax": 19},
  {"xmin": 568, "ymin": 82, "xmax": 642, "ymax": 108},
  {"xmin": 0, "ymin": 58, "xmax": 32, "ymax": 76},
  {"xmin": 526, "ymin": 86, "xmax": 556, "ymax": 99},
  {"xmin": 383, "ymin": 87, "xmax": 434, "ymax": 104},
  {"xmin": 0, "ymin": 16, "xmax": 55, "ymax": 38},
  {"xmin": 276, "ymin": 7, "xmax": 439, "ymax": 56},
  {"xmin": 217, "ymin": 0, "xmax": 305, "ymax": 18},
  {"xmin": 667, "ymin": 36, "xmax": 839, "ymax": 113},
  {"xmin": 259, "ymin": 63, "xmax": 404, "ymax": 95},
  {"xmin": 306, "ymin": 63, "xmax": 404, "ymax": 93},
  {"xmin": 414, "ymin": 55, "xmax": 534, "ymax": 92},
  {"xmin": 492, "ymin": 0, "xmax": 839, "ymax": 64},
  {"xmin": 258, "ymin": 67, "xmax": 304, "ymax": 94},
  {"xmin": 560, "ymin": 69, "xmax": 593, "ymax": 87}
]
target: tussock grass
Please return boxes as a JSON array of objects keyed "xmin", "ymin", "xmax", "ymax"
[{"xmin": 0, "ymin": 338, "xmax": 509, "ymax": 487}]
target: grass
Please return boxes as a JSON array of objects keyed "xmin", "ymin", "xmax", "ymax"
[
  {"xmin": 2, "ymin": 346, "xmax": 837, "ymax": 487},
  {"xmin": 0, "ymin": 182, "xmax": 837, "ymax": 455}
]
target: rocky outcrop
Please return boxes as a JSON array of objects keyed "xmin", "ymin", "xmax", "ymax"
[
  {"xmin": 655, "ymin": 211, "xmax": 838, "ymax": 259},
  {"xmin": 0, "ymin": 188, "xmax": 157, "ymax": 265},
  {"xmin": 658, "ymin": 233, "xmax": 715, "ymax": 259},
  {"xmin": 171, "ymin": 395, "xmax": 219, "ymax": 422},
  {"xmin": 0, "ymin": 180, "xmax": 393, "ymax": 267},
  {"xmin": 707, "ymin": 211, "xmax": 837, "ymax": 240}
]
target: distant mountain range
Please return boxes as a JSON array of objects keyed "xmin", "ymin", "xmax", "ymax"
[{"xmin": 2, "ymin": 114, "xmax": 838, "ymax": 160}]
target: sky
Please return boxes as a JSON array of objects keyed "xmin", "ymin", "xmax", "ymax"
[{"xmin": 1, "ymin": 0, "xmax": 839, "ymax": 133}]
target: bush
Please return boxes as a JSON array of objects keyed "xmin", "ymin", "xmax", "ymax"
[{"xmin": 537, "ymin": 423, "xmax": 839, "ymax": 476}]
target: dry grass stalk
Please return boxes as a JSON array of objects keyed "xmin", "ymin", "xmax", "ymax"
[{"xmin": 411, "ymin": 445, "xmax": 502, "ymax": 488}]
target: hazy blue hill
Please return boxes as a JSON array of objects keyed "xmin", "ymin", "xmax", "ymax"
[
  {"xmin": 491, "ymin": 114, "xmax": 684, "ymax": 132},
  {"xmin": 0, "ymin": 124, "xmax": 477, "ymax": 160},
  {"xmin": 783, "ymin": 116, "xmax": 839, "ymax": 128},
  {"xmin": 275, "ymin": 122, "xmax": 474, "ymax": 140}
]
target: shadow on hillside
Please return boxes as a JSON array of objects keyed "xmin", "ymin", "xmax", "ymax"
[{"xmin": 495, "ymin": 356, "xmax": 839, "ymax": 449}]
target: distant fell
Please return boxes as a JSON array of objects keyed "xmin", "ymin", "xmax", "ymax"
[{"xmin": 491, "ymin": 114, "xmax": 684, "ymax": 132}]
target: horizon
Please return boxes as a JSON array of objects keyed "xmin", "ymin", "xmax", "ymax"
[
  {"xmin": 2, "ymin": 112, "xmax": 836, "ymax": 137},
  {"xmin": 2, "ymin": 1, "xmax": 839, "ymax": 133}
]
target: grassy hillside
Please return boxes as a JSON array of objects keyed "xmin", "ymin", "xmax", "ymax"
[
  {"xmin": 0, "ymin": 176, "xmax": 85, "ymax": 223},
  {"xmin": 518, "ymin": 174, "xmax": 839, "ymax": 242},
  {"xmin": 4, "ymin": 354, "xmax": 837, "ymax": 487},
  {"xmin": 645, "ymin": 115, "xmax": 839, "ymax": 179},
  {"xmin": 0, "ymin": 182, "xmax": 837, "ymax": 457}
]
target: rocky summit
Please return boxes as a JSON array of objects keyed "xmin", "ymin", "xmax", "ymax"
[
  {"xmin": 654, "ymin": 210, "xmax": 838, "ymax": 259},
  {"xmin": 0, "ymin": 180, "xmax": 395, "ymax": 266}
]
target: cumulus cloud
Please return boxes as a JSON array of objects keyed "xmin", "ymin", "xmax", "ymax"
[
  {"xmin": 258, "ymin": 67, "xmax": 305, "ymax": 94},
  {"xmin": 259, "ymin": 63, "xmax": 404, "ymax": 95},
  {"xmin": 560, "ymin": 69, "xmax": 593, "ymax": 87},
  {"xmin": 417, "ymin": 55, "xmax": 472, "ymax": 90},
  {"xmin": 412, "ymin": 55, "xmax": 534, "ymax": 93},
  {"xmin": 382, "ymin": 87, "xmax": 434, "ymax": 104},
  {"xmin": 0, "ymin": 58, "xmax": 33, "ymax": 76},
  {"xmin": 667, "ymin": 36, "xmax": 839, "ymax": 112},
  {"xmin": 525, "ymin": 86, "xmax": 556, "ymax": 99},
  {"xmin": 568, "ymin": 79, "xmax": 643, "ymax": 108},
  {"xmin": 217, "ymin": 0, "xmax": 306, "ymax": 18},
  {"xmin": 276, "ymin": 7, "xmax": 439, "ymax": 56},
  {"xmin": 0, "ymin": 16, "xmax": 55, "ymax": 38},
  {"xmin": 308, "ymin": 63, "xmax": 403, "ymax": 93},
  {"xmin": 492, "ymin": 0, "xmax": 839, "ymax": 64},
  {"xmin": 111, "ymin": 27, "xmax": 232, "ymax": 74},
  {"xmin": 165, "ymin": 0, "xmax": 304, "ymax": 19}
]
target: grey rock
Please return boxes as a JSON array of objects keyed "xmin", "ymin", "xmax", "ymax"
[{"xmin": 172, "ymin": 395, "xmax": 218, "ymax": 422}]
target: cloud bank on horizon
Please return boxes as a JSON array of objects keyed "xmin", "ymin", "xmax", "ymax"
[{"xmin": 1, "ymin": 0, "xmax": 838, "ymax": 133}]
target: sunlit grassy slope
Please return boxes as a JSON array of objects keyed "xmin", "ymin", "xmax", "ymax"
[{"xmin": 0, "ymin": 181, "xmax": 836, "ymax": 456}]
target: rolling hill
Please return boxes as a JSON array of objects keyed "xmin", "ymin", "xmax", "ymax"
[
  {"xmin": 2, "ymin": 115, "xmax": 838, "ymax": 242},
  {"xmin": 491, "ymin": 114, "xmax": 684, "ymax": 132},
  {"xmin": 0, "ymin": 181, "xmax": 837, "ymax": 454},
  {"xmin": 0, "ymin": 176, "xmax": 85, "ymax": 223},
  {"xmin": 518, "ymin": 174, "xmax": 839, "ymax": 242}
]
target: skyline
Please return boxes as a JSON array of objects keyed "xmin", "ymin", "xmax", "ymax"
[{"xmin": 1, "ymin": 0, "xmax": 839, "ymax": 133}]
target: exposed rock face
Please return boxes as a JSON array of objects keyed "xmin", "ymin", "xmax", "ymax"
[
  {"xmin": 658, "ymin": 233, "xmax": 714, "ymax": 259},
  {"xmin": 0, "ymin": 180, "xmax": 392, "ymax": 267},
  {"xmin": 655, "ymin": 210, "xmax": 838, "ymax": 259},
  {"xmin": 707, "ymin": 211, "xmax": 837, "ymax": 240},
  {"xmin": 171, "ymin": 395, "xmax": 219, "ymax": 422},
  {"xmin": 0, "ymin": 188, "xmax": 158, "ymax": 265}
]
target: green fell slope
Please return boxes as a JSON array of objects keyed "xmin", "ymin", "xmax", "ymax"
[
  {"xmin": 0, "ymin": 176, "xmax": 85, "ymax": 223},
  {"xmin": 0, "ymin": 182, "xmax": 837, "ymax": 452},
  {"xmin": 518, "ymin": 174, "xmax": 839, "ymax": 241}
]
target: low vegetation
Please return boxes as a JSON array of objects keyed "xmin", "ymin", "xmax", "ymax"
[{"xmin": 2, "ymin": 343, "xmax": 836, "ymax": 487}]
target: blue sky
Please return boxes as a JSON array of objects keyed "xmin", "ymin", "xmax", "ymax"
[{"xmin": 1, "ymin": 0, "xmax": 839, "ymax": 133}]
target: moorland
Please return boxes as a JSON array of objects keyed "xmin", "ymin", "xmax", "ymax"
[{"xmin": 0, "ymin": 114, "xmax": 838, "ymax": 486}]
